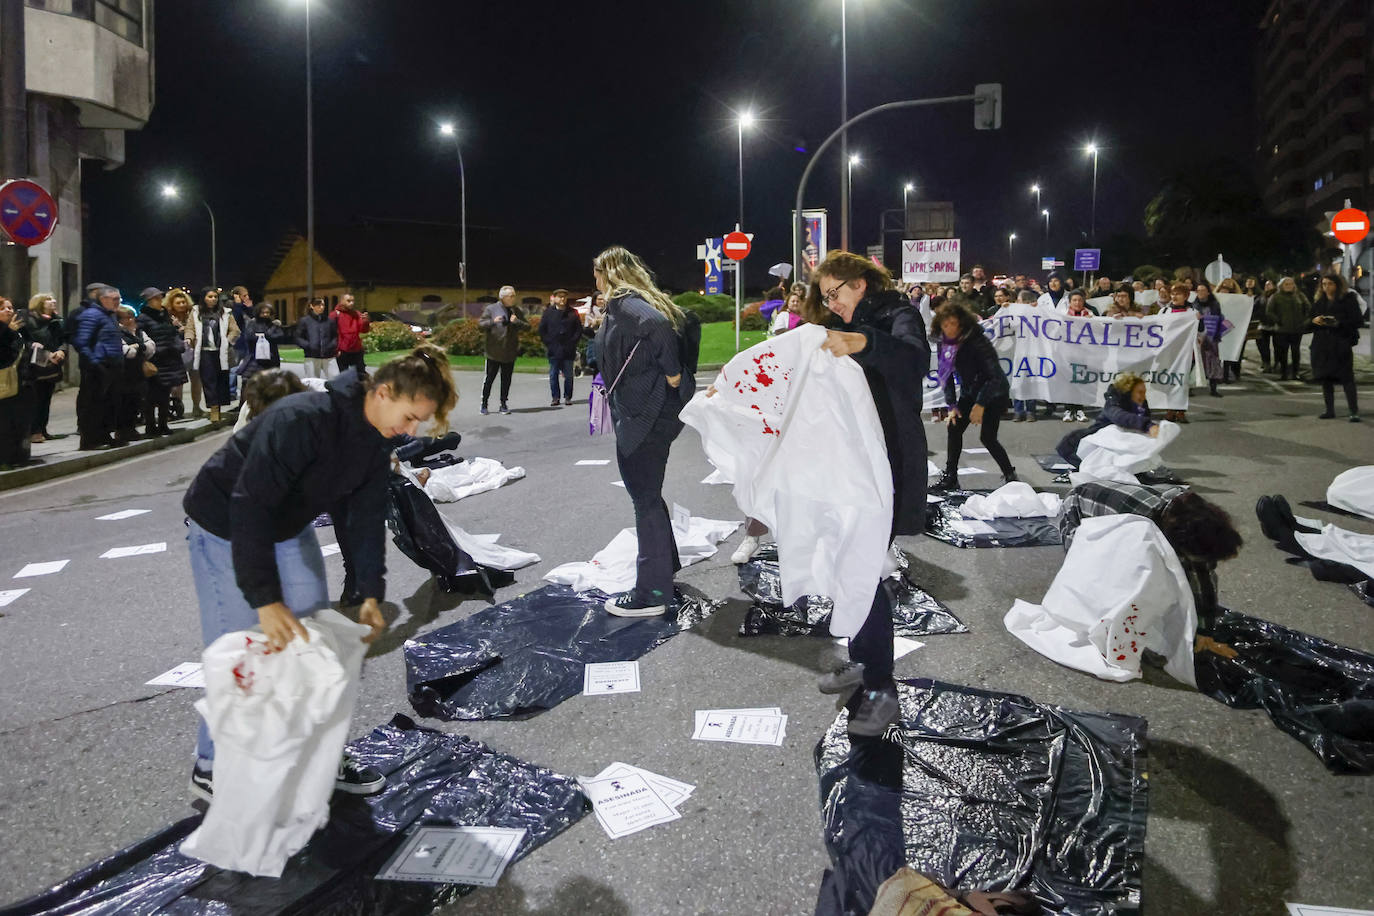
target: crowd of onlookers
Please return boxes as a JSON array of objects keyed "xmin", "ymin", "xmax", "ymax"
[{"xmin": 0, "ymin": 282, "xmax": 377, "ymax": 469}]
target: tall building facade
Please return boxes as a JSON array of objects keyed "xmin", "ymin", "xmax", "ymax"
[{"xmin": 4, "ymin": 0, "xmax": 153, "ymax": 312}]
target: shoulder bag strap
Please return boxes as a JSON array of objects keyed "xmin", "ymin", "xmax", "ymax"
[{"xmin": 606, "ymin": 340, "xmax": 641, "ymax": 394}]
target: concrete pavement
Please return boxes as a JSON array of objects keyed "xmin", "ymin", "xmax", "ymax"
[{"xmin": 0, "ymin": 360, "xmax": 1371, "ymax": 914}]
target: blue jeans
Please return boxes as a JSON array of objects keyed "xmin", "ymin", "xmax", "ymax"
[
  {"xmin": 1013, "ymin": 399, "xmax": 1038, "ymax": 416},
  {"xmin": 187, "ymin": 519, "xmax": 329, "ymax": 766},
  {"xmin": 548, "ymin": 358, "xmax": 574, "ymax": 401}
]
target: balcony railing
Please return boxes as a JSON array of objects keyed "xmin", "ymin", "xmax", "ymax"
[{"xmin": 25, "ymin": 0, "xmax": 143, "ymax": 47}]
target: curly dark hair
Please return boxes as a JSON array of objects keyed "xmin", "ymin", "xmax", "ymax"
[
  {"xmin": 800, "ymin": 250, "xmax": 894, "ymax": 325},
  {"xmin": 1158, "ymin": 491, "xmax": 1243, "ymax": 562},
  {"xmin": 242, "ymin": 368, "xmax": 307, "ymax": 420},
  {"xmin": 930, "ymin": 300, "xmax": 980, "ymax": 341}
]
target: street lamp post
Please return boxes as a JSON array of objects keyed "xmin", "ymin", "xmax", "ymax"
[
  {"xmin": 1085, "ymin": 144, "xmax": 1099, "ymax": 242},
  {"xmin": 161, "ymin": 184, "xmax": 217, "ymax": 289},
  {"xmin": 1008, "ymin": 232, "xmax": 1016, "ymax": 271},
  {"xmin": 1042, "ymin": 208, "xmax": 1050, "ymax": 246},
  {"xmin": 839, "ymin": 0, "xmax": 849, "ymax": 251},
  {"xmin": 734, "ymin": 108, "xmax": 754, "ymax": 353},
  {"xmin": 1030, "ymin": 183, "xmax": 1041, "ymax": 215},
  {"xmin": 438, "ymin": 122, "xmax": 468, "ymax": 310},
  {"xmin": 847, "ymin": 153, "xmax": 860, "ymax": 244},
  {"xmin": 303, "ymin": 0, "xmax": 314, "ymax": 303},
  {"xmin": 902, "ymin": 182, "xmax": 915, "ymax": 234}
]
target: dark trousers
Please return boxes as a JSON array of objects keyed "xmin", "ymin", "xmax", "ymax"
[
  {"xmin": 199, "ymin": 352, "xmax": 232, "ymax": 407},
  {"xmin": 1256, "ymin": 330, "xmax": 1272, "ymax": 366},
  {"xmin": 145, "ymin": 378, "xmax": 171, "ymax": 431},
  {"xmin": 31, "ymin": 377, "xmax": 56, "ymax": 435},
  {"xmin": 946, "ymin": 399, "xmax": 1014, "ymax": 476},
  {"xmin": 1322, "ymin": 381, "xmax": 1359, "ymax": 416},
  {"xmin": 548, "ymin": 358, "xmax": 574, "ymax": 401},
  {"xmin": 615, "ymin": 411, "xmax": 684, "ymax": 601},
  {"xmin": 849, "ymin": 577, "xmax": 896, "ymax": 689},
  {"xmin": 117, "ymin": 365, "xmax": 146, "ymax": 434},
  {"xmin": 0, "ymin": 385, "xmax": 34, "ymax": 465},
  {"xmin": 336, "ymin": 350, "xmax": 367, "ymax": 377},
  {"xmin": 77, "ymin": 360, "xmax": 120, "ymax": 447},
  {"xmin": 482, "ymin": 359, "xmax": 514, "ymax": 407},
  {"xmin": 1273, "ymin": 333, "xmax": 1302, "ymax": 375}
]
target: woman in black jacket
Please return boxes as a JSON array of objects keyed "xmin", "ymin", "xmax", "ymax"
[
  {"xmin": 136, "ymin": 289, "xmax": 187, "ymax": 437},
  {"xmin": 801, "ymin": 250, "xmax": 929, "ymax": 737},
  {"xmin": 0, "ymin": 297, "xmax": 35, "ymax": 468},
  {"xmin": 1309, "ymin": 271, "xmax": 1362, "ymax": 422},
  {"xmin": 1054, "ymin": 372, "xmax": 1160, "ymax": 468},
  {"xmin": 593, "ymin": 246, "xmax": 693, "ymax": 618},
  {"xmin": 180, "ymin": 345, "xmax": 457, "ymax": 802},
  {"xmin": 237, "ymin": 302, "xmax": 289, "ymax": 382},
  {"xmin": 930, "ymin": 300, "xmax": 1016, "ymax": 490},
  {"xmin": 25, "ymin": 292, "xmax": 66, "ymax": 442}
]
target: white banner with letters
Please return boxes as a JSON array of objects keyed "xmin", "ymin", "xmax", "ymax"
[
  {"xmin": 901, "ymin": 239, "xmax": 960, "ymax": 283},
  {"xmin": 920, "ymin": 304, "xmax": 1198, "ymax": 410}
]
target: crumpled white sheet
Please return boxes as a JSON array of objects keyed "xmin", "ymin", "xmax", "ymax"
[
  {"xmin": 680, "ymin": 325, "xmax": 893, "ymax": 638},
  {"xmin": 543, "ymin": 514, "xmax": 740, "ymax": 594},
  {"xmin": 961, "ymin": 481, "xmax": 1062, "ymax": 520},
  {"xmin": 1296, "ymin": 521, "xmax": 1374, "ymax": 580},
  {"xmin": 424, "ymin": 456, "xmax": 526, "ymax": 503},
  {"xmin": 1327, "ymin": 466, "xmax": 1374, "ymax": 521},
  {"xmin": 1004, "ymin": 513, "xmax": 1198, "ymax": 686},
  {"xmin": 181, "ymin": 609, "xmax": 371, "ymax": 877},
  {"xmin": 397, "ymin": 465, "xmax": 539, "ymax": 570},
  {"xmin": 1070, "ymin": 420, "xmax": 1181, "ymax": 486}
]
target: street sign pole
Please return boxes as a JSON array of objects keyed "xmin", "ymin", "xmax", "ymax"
[
  {"xmin": 735, "ymin": 223, "xmax": 741, "ymax": 353},
  {"xmin": 723, "ymin": 229, "xmax": 753, "ymax": 352}
]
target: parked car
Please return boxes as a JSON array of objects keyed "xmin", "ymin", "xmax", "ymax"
[{"xmin": 367, "ymin": 311, "xmax": 431, "ymax": 337}]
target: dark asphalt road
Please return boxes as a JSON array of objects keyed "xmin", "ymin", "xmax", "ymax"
[{"xmin": 0, "ymin": 365, "xmax": 1371, "ymax": 915}]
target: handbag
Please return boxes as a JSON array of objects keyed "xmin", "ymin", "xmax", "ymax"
[
  {"xmin": 0, "ymin": 361, "xmax": 17, "ymax": 400},
  {"xmin": 255, "ymin": 333, "xmax": 271, "ymax": 361},
  {"xmin": 142, "ymin": 360, "xmax": 158, "ymax": 378},
  {"xmin": 588, "ymin": 340, "xmax": 639, "ymax": 436}
]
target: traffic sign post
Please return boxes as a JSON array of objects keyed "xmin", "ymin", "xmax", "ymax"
[
  {"xmin": 0, "ymin": 179, "xmax": 58, "ymax": 247},
  {"xmin": 1332, "ymin": 208, "xmax": 1369, "ymax": 245},
  {"xmin": 723, "ymin": 229, "xmax": 753, "ymax": 352}
]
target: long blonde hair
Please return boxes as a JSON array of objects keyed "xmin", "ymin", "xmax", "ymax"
[
  {"xmin": 165, "ymin": 287, "xmax": 193, "ymax": 319},
  {"xmin": 593, "ymin": 246, "xmax": 684, "ymax": 330}
]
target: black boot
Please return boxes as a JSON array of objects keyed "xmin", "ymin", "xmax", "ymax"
[
  {"xmin": 934, "ymin": 469, "xmax": 960, "ymax": 492},
  {"xmin": 1209, "ymin": 380, "xmax": 1222, "ymax": 397}
]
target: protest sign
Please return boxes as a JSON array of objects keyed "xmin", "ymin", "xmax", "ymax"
[{"xmin": 901, "ymin": 239, "xmax": 960, "ymax": 283}]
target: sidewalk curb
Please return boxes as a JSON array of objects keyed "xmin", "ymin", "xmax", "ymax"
[{"xmin": 0, "ymin": 420, "xmax": 229, "ymax": 493}]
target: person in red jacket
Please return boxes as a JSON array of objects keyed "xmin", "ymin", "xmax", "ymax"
[{"xmin": 334, "ymin": 292, "xmax": 370, "ymax": 377}]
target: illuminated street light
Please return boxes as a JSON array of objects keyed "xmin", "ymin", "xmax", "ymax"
[
  {"xmin": 1085, "ymin": 143, "xmax": 1100, "ymax": 242},
  {"xmin": 436, "ymin": 121, "xmax": 468, "ymax": 307},
  {"xmin": 158, "ymin": 182, "xmax": 217, "ymax": 289}
]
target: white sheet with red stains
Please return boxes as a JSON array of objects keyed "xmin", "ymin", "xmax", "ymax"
[{"xmin": 681, "ymin": 325, "xmax": 892, "ymax": 638}]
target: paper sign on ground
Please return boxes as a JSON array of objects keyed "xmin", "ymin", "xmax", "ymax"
[
  {"xmin": 377, "ymin": 825, "xmax": 526, "ymax": 886},
  {"xmin": 611, "ymin": 481, "xmax": 626, "ymax": 488},
  {"xmin": 671, "ymin": 503, "xmax": 691, "ymax": 535},
  {"xmin": 579, "ymin": 771, "xmax": 681, "ymax": 839},
  {"xmin": 594, "ymin": 762, "xmax": 695, "ymax": 810},
  {"xmin": 692, "ymin": 709, "xmax": 787, "ymax": 746},
  {"xmin": 833, "ymin": 638, "xmax": 923, "ymax": 661},
  {"xmin": 14, "ymin": 560, "xmax": 69, "ymax": 578},
  {"xmin": 100, "ymin": 543, "xmax": 166, "ymax": 559},
  {"xmin": 146, "ymin": 662, "xmax": 206, "ymax": 689},
  {"xmin": 320, "ymin": 543, "xmax": 342, "ymax": 557},
  {"xmin": 96, "ymin": 509, "xmax": 151, "ymax": 520},
  {"xmin": 1287, "ymin": 906, "xmax": 1374, "ymax": 916},
  {"xmin": 575, "ymin": 459, "xmax": 611, "ymax": 466},
  {"xmin": 583, "ymin": 661, "xmax": 641, "ymax": 696},
  {"xmin": 0, "ymin": 588, "xmax": 30, "ymax": 607}
]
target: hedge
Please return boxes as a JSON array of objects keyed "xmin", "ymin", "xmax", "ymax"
[
  {"xmin": 361, "ymin": 321, "xmax": 419, "ymax": 353},
  {"xmin": 431, "ymin": 315, "xmax": 548, "ymax": 358},
  {"xmin": 672, "ymin": 292, "xmax": 736, "ymax": 324}
]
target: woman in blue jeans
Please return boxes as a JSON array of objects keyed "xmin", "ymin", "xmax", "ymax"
[
  {"xmin": 593, "ymin": 246, "xmax": 695, "ymax": 617},
  {"xmin": 180, "ymin": 345, "xmax": 457, "ymax": 801}
]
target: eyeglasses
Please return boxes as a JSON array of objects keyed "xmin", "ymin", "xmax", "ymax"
[{"xmin": 819, "ymin": 281, "xmax": 846, "ymax": 303}]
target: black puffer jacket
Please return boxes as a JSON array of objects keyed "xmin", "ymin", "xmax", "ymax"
[
  {"xmin": 941, "ymin": 326, "xmax": 1009, "ymax": 412},
  {"xmin": 183, "ymin": 369, "xmax": 390, "ymax": 609},
  {"xmin": 539, "ymin": 305, "xmax": 584, "ymax": 360},
  {"xmin": 840, "ymin": 288, "xmax": 930, "ymax": 536},
  {"xmin": 136, "ymin": 305, "xmax": 188, "ymax": 387},
  {"xmin": 1308, "ymin": 291, "xmax": 1361, "ymax": 383},
  {"xmin": 295, "ymin": 310, "xmax": 339, "ymax": 358}
]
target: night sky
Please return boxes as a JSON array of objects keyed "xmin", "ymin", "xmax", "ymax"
[{"xmin": 85, "ymin": 0, "xmax": 1264, "ymax": 296}]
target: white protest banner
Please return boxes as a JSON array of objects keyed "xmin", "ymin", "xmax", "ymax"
[
  {"xmin": 921, "ymin": 305, "xmax": 1198, "ymax": 410},
  {"xmin": 901, "ymin": 239, "xmax": 960, "ymax": 283},
  {"xmin": 1215, "ymin": 293, "xmax": 1255, "ymax": 362},
  {"xmin": 1136, "ymin": 290, "xmax": 1160, "ymax": 308},
  {"xmin": 1087, "ymin": 295, "xmax": 1113, "ymax": 313}
]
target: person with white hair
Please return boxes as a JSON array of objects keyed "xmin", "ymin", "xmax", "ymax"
[{"xmin": 478, "ymin": 285, "xmax": 527, "ymax": 415}]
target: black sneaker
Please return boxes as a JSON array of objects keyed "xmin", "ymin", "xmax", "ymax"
[
  {"xmin": 499, "ymin": 404, "xmax": 511, "ymax": 415},
  {"xmin": 604, "ymin": 591, "xmax": 667, "ymax": 617},
  {"xmin": 932, "ymin": 470, "xmax": 960, "ymax": 492},
  {"xmin": 480, "ymin": 405, "xmax": 489, "ymax": 415},
  {"xmin": 817, "ymin": 661, "xmax": 864, "ymax": 694},
  {"xmin": 189, "ymin": 762, "xmax": 214, "ymax": 802},
  {"xmin": 336, "ymin": 754, "xmax": 385, "ymax": 795},
  {"xmin": 847, "ymin": 685, "xmax": 901, "ymax": 737}
]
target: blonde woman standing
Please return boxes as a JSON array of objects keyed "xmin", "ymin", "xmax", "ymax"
[
  {"xmin": 165, "ymin": 288, "xmax": 199, "ymax": 418},
  {"xmin": 593, "ymin": 246, "xmax": 694, "ymax": 618}
]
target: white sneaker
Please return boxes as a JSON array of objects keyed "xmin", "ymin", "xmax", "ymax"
[
  {"xmin": 731, "ymin": 535, "xmax": 761, "ymax": 564},
  {"xmin": 1061, "ymin": 409, "xmax": 1074, "ymax": 422},
  {"xmin": 1075, "ymin": 409, "xmax": 1088, "ymax": 422}
]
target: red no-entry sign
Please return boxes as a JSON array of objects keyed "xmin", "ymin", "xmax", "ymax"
[
  {"xmin": 1331, "ymin": 208, "xmax": 1369, "ymax": 245},
  {"xmin": 0, "ymin": 179, "xmax": 58, "ymax": 247},
  {"xmin": 723, "ymin": 231, "xmax": 752, "ymax": 261}
]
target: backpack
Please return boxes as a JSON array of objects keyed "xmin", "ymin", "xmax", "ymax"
[{"xmin": 678, "ymin": 309, "xmax": 701, "ymax": 376}]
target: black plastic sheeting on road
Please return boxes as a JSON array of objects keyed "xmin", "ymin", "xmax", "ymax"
[
  {"xmin": 813, "ymin": 679, "xmax": 1148, "ymax": 916},
  {"xmin": 407, "ymin": 584, "xmax": 720, "ymax": 720},
  {"xmin": 925, "ymin": 492, "xmax": 1063, "ymax": 549},
  {"xmin": 3, "ymin": 715, "xmax": 587, "ymax": 916},
  {"xmin": 1298, "ymin": 499, "xmax": 1374, "ymax": 523},
  {"xmin": 737, "ymin": 545, "xmax": 967, "ymax": 638},
  {"xmin": 1195, "ymin": 610, "xmax": 1374, "ymax": 774},
  {"xmin": 1033, "ymin": 453, "xmax": 1076, "ymax": 473},
  {"xmin": 386, "ymin": 476, "xmax": 515, "ymax": 598}
]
